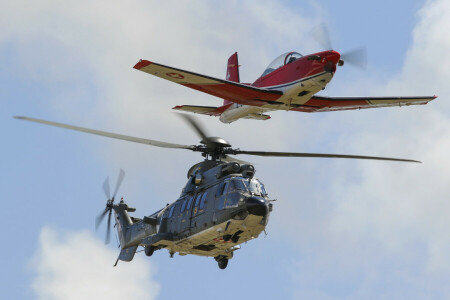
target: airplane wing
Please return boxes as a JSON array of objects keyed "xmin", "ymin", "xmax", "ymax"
[
  {"xmin": 291, "ymin": 95, "xmax": 437, "ymax": 112},
  {"xmin": 134, "ymin": 60, "xmax": 282, "ymax": 106}
]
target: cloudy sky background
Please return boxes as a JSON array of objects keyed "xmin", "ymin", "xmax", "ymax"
[{"xmin": 2, "ymin": 0, "xmax": 450, "ymax": 299}]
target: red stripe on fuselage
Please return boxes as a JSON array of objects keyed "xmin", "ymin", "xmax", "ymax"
[{"xmin": 182, "ymin": 83, "xmax": 281, "ymax": 106}]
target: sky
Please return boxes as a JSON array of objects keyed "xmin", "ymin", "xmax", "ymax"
[{"xmin": 1, "ymin": 0, "xmax": 450, "ymax": 299}]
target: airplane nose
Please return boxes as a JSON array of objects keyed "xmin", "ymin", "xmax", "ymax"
[
  {"xmin": 323, "ymin": 50, "xmax": 341, "ymax": 73},
  {"xmin": 326, "ymin": 50, "xmax": 341, "ymax": 64},
  {"xmin": 245, "ymin": 197, "xmax": 268, "ymax": 216}
]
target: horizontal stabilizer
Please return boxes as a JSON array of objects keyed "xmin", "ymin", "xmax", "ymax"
[{"xmin": 173, "ymin": 104, "xmax": 232, "ymax": 116}]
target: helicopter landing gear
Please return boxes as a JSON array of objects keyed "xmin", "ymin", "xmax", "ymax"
[
  {"xmin": 215, "ymin": 256, "xmax": 229, "ymax": 269},
  {"xmin": 145, "ymin": 246, "xmax": 155, "ymax": 257}
]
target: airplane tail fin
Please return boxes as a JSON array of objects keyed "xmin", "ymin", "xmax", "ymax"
[{"xmin": 224, "ymin": 52, "xmax": 240, "ymax": 105}]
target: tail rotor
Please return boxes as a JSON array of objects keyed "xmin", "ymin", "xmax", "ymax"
[{"xmin": 95, "ymin": 169, "xmax": 125, "ymax": 244}]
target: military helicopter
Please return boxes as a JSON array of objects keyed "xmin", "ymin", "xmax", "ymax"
[{"xmin": 15, "ymin": 115, "xmax": 420, "ymax": 269}]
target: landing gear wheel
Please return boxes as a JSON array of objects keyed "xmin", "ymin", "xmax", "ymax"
[
  {"xmin": 218, "ymin": 258, "xmax": 228, "ymax": 269},
  {"xmin": 145, "ymin": 246, "xmax": 155, "ymax": 257}
]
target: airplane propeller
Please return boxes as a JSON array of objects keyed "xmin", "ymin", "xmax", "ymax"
[
  {"xmin": 14, "ymin": 115, "xmax": 421, "ymax": 164},
  {"xmin": 95, "ymin": 169, "xmax": 125, "ymax": 244},
  {"xmin": 310, "ymin": 23, "xmax": 368, "ymax": 70}
]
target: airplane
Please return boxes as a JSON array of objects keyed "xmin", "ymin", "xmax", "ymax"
[
  {"xmin": 133, "ymin": 51, "xmax": 436, "ymax": 123},
  {"xmin": 15, "ymin": 115, "xmax": 421, "ymax": 269}
]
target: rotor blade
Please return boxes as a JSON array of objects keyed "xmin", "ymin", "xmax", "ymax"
[
  {"xmin": 112, "ymin": 169, "xmax": 125, "ymax": 200},
  {"xmin": 14, "ymin": 116, "xmax": 195, "ymax": 150},
  {"xmin": 105, "ymin": 210, "xmax": 112, "ymax": 245},
  {"xmin": 232, "ymin": 150, "xmax": 421, "ymax": 163},
  {"xmin": 102, "ymin": 177, "xmax": 111, "ymax": 200},
  {"xmin": 95, "ymin": 209, "xmax": 108, "ymax": 230},
  {"xmin": 177, "ymin": 113, "xmax": 213, "ymax": 146},
  {"xmin": 310, "ymin": 23, "xmax": 333, "ymax": 50},
  {"xmin": 341, "ymin": 47, "xmax": 368, "ymax": 69}
]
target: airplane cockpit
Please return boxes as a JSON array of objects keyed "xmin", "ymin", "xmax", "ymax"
[{"xmin": 261, "ymin": 52, "xmax": 302, "ymax": 77}]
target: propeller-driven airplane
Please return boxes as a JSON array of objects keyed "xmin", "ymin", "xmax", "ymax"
[{"xmin": 134, "ymin": 50, "xmax": 436, "ymax": 123}]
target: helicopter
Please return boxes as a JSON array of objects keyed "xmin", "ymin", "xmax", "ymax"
[{"xmin": 14, "ymin": 115, "xmax": 420, "ymax": 269}]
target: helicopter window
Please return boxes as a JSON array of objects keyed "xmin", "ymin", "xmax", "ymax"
[
  {"xmin": 186, "ymin": 196, "xmax": 194, "ymax": 210},
  {"xmin": 174, "ymin": 203, "xmax": 181, "ymax": 216},
  {"xmin": 168, "ymin": 205, "xmax": 175, "ymax": 218},
  {"xmin": 232, "ymin": 178, "xmax": 247, "ymax": 192},
  {"xmin": 260, "ymin": 182, "xmax": 268, "ymax": 196},
  {"xmin": 199, "ymin": 192, "xmax": 208, "ymax": 209},
  {"xmin": 243, "ymin": 178, "xmax": 267, "ymax": 196},
  {"xmin": 194, "ymin": 193, "xmax": 202, "ymax": 208},
  {"xmin": 216, "ymin": 183, "xmax": 224, "ymax": 197},
  {"xmin": 222, "ymin": 181, "xmax": 230, "ymax": 196},
  {"xmin": 180, "ymin": 198, "xmax": 187, "ymax": 213}
]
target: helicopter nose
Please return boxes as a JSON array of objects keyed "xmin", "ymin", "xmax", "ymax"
[{"xmin": 245, "ymin": 197, "xmax": 268, "ymax": 217}]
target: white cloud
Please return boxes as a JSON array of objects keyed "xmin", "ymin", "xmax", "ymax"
[
  {"xmin": 276, "ymin": 0, "xmax": 450, "ymax": 298},
  {"xmin": 31, "ymin": 227, "xmax": 160, "ymax": 300}
]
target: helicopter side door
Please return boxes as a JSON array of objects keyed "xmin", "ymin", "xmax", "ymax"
[{"xmin": 189, "ymin": 187, "xmax": 217, "ymax": 235}]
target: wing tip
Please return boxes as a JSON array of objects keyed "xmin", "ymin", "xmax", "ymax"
[{"xmin": 133, "ymin": 59, "xmax": 152, "ymax": 70}]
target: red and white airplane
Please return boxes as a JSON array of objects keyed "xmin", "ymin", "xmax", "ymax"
[{"xmin": 134, "ymin": 51, "xmax": 436, "ymax": 123}]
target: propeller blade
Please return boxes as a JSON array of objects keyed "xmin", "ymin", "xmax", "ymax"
[
  {"xmin": 310, "ymin": 23, "xmax": 333, "ymax": 50},
  {"xmin": 105, "ymin": 210, "xmax": 112, "ymax": 244},
  {"xmin": 341, "ymin": 47, "xmax": 368, "ymax": 69},
  {"xmin": 112, "ymin": 169, "xmax": 125, "ymax": 200},
  {"xmin": 231, "ymin": 150, "xmax": 421, "ymax": 163},
  {"xmin": 95, "ymin": 208, "xmax": 109, "ymax": 230},
  {"xmin": 14, "ymin": 116, "xmax": 195, "ymax": 150},
  {"xmin": 102, "ymin": 177, "xmax": 111, "ymax": 200}
]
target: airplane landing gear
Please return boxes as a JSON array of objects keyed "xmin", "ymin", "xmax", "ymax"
[{"xmin": 215, "ymin": 256, "xmax": 229, "ymax": 269}]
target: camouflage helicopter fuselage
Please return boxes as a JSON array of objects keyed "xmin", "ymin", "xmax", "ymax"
[{"xmin": 113, "ymin": 160, "xmax": 272, "ymax": 268}]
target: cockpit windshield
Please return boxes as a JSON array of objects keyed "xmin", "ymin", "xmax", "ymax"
[
  {"xmin": 261, "ymin": 52, "xmax": 302, "ymax": 77},
  {"xmin": 233, "ymin": 178, "xmax": 267, "ymax": 196}
]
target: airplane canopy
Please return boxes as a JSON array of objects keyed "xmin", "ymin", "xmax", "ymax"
[{"xmin": 261, "ymin": 52, "xmax": 302, "ymax": 77}]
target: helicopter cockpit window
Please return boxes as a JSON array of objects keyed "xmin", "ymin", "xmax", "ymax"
[
  {"xmin": 232, "ymin": 178, "xmax": 247, "ymax": 192},
  {"xmin": 261, "ymin": 52, "xmax": 303, "ymax": 77},
  {"xmin": 243, "ymin": 178, "xmax": 267, "ymax": 196}
]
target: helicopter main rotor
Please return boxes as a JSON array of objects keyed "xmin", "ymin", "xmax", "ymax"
[{"xmin": 14, "ymin": 115, "xmax": 421, "ymax": 163}]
